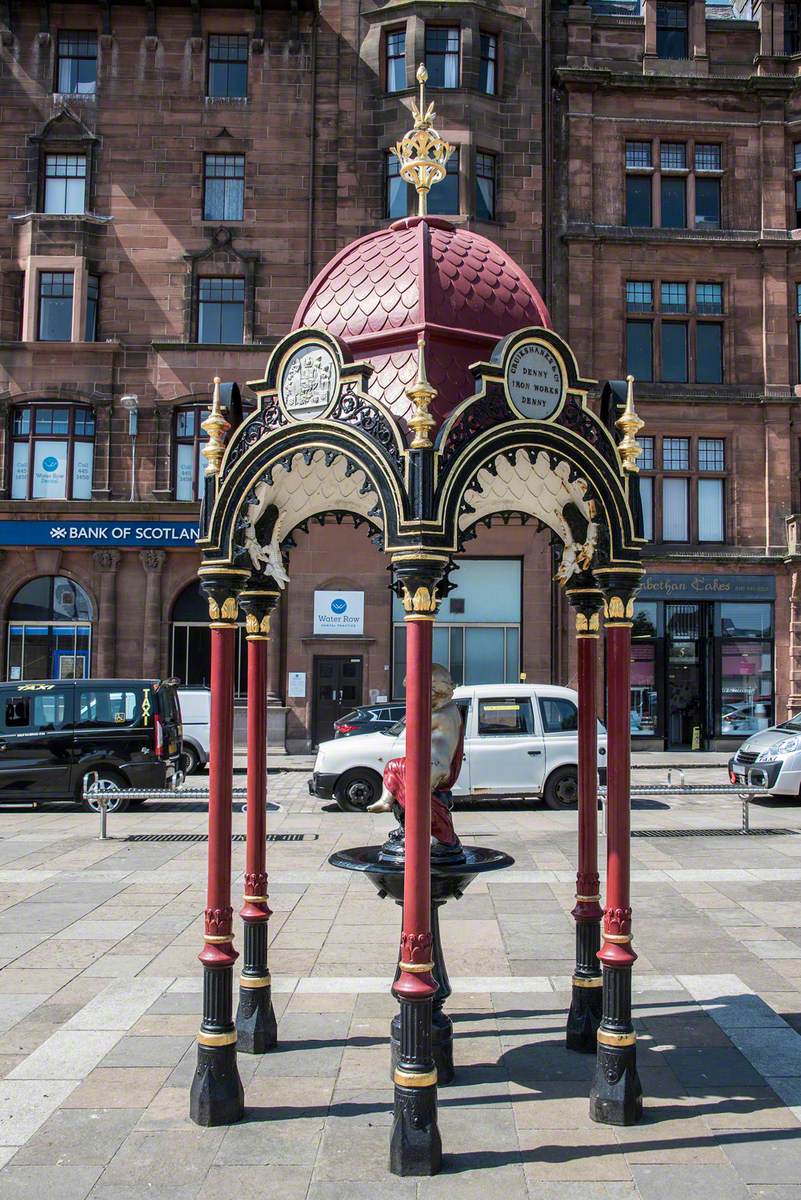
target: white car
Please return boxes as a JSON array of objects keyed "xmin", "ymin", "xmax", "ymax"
[
  {"xmin": 729, "ymin": 713, "xmax": 801, "ymax": 797},
  {"xmin": 177, "ymin": 686, "xmax": 210, "ymax": 774},
  {"xmin": 309, "ymin": 683, "xmax": 607, "ymax": 812}
]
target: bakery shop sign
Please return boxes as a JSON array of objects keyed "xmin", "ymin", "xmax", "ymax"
[{"xmin": 504, "ymin": 338, "xmax": 566, "ymax": 421}]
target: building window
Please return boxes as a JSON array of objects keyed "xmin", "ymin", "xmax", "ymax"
[
  {"xmin": 625, "ymin": 278, "xmax": 724, "ymax": 383},
  {"xmin": 656, "ymin": 2, "xmax": 688, "ymax": 58},
  {"xmin": 57, "ymin": 31, "xmax": 97, "ymax": 95},
  {"xmin": 7, "ymin": 576, "xmax": 94, "ymax": 682},
  {"xmin": 786, "ymin": 2, "xmax": 801, "ymax": 54},
  {"xmin": 386, "ymin": 29, "xmax": 406, "ymax": 93},
  {"xmin": 38, "ymin": 272, "xmax": 73, "ymax": 341},
  {"xmin": 43, "ymin": 154, "xmax": 87, "ymax": 215},
  {"xmin": 173, "ymin": 405, "xmax": 210, "ymax": 501},
  {"xmin": 392, "ymin": 558, "xmax": 520, "ymax": 695},
  {"xmin": 85, "ymin": 275, "xmax": 99, "ymax": 341},
  {"xmin": 797, "ymin": 284, "xmax": 801, "ymax": 381},
  {"xmin": 793, "ymin": 144, "xmax": 801, "ymax": 227},
  {"xmin": 638, "ymin": 435, "xmax": 654, "ymax": 541},
  {"xmin": 197, "ymin": 277, "xmax": 245, "ymax": 344},
  {"xmin": 625, "ymin": 139, "xmax": 722, "ymax": 230},
  {"xmin": 425, "ymin": 27, "xmax": 460, "ymax": 88},
  {"xmin": 207, "ymin": 34, "xmax": 248, "ymax": 99},
  {"xmin": 386, "ymin": 154, "xmax": 408, "ymax": 219},
  {"xmin": 660, "ymin": 143, "xmax": 687, "ymax": 229},
  {"xmin": 476, "ymin": 152, "xmax": 496, "ymax": 220},
  {"xmin": 428, "ymin": 154, "xmax": 459, "ymax": 216},
  {"xmin": 9, "ymin": 404, "xmax": 95, "ymax": 500},
  {"xmin": 625, "ymin": 142, "xmax": 652, "ymax": 227},
  {"xmin": 479, "ymin": 32, "xmax": 497, "ymax": 95},
  {"xmin": 719, "ymin": 603, "xmax": 773, "ymax": 736},
  {"xmin": 203, "ymin": 154, "xmax": 245, "ymax": 221},
  {"xmin": 638, "ymin": 435, "xmax": 726, "ymax": 544}
]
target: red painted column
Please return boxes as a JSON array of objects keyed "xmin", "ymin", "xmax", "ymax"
[
  {"xmin": 389, "ymin": 569, "xmax": 443, "ymax": 1177},
  {"xmin": 236, "ymin": 589, "xmax": 278, "ymax": 1053},
  {"xmin": 566, "ymin": 592, "xmax": 604, "ymax": 1051},
  {"xmin": 590, "ymin": 590, "xmax": 642, "ymax": 1126},
  {"xmin": 396, "ymin": 615, "xmax": 437, "ymax": 1000},
  {"xmin": 205, "ymin": 624, "xmax": 237, "ymax": 960},
  {"xmin": 190, "ymin": 591, "xmax": 244, "ymax": 1126},
  {"xmin": 601, "ymin": 622, "xmax": 635, "ymax": 971}
]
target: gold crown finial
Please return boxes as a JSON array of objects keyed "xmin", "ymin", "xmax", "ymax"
[
  {"xmin": 201, "ymin": 375, "xmax": 230, "ymax": 477},
  {"xmin": 391, "ymin": 63, "xmax": 455, "ymax": 218},
  {"xmin": 615, "ymin": 374, "xmax": 644, "ymax": 477},
  {"xmin": 407, "ymin": 333, "xmax": 437, "ymax": 449}
]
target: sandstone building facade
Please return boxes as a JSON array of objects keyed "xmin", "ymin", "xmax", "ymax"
[{"xmin": 0, "ymin": 0, "xmax": 797, "ymax": 751}]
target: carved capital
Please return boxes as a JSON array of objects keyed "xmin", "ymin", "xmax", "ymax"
[
  {"xmin": 139, "ymin": 548, "xmax": 166, "ymax": 573},
  {"xmin": 204, "ymin": 905, "xmax": 233, "ymax": 938},
  {"xmin": 604, "ymin": 906, "xmax": 632, "ymax": 938},
  {"xmin": 594, "ymin": 567, "xmax": 643, "ymax": 626},
  {"xmin": 199, "ymin": 568, "xmax": 249, "ymax": 626},
  {"xmin": 239, "ymin": 587, "xmax": 280, "ymax": 637},
  {"xmin": 391, "ymin": 552, "xmax": 450, "ymax": 619},
  {"xmin": 93, "ymin": 548, "xmax": 122, "ymax": 573}
]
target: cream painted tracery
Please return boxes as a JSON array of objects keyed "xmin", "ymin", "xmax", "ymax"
[
  {"xmin": 241, "ymin": 449, "xmax": 384, "ymax": 584},
  {"xmin": 458, "ymin": 449, "xmax": 598, "ymax": 584}
]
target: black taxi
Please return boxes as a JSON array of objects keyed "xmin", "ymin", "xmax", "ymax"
[{"xmin": 0, "ymin": 678, "xmax": 183, "ymax": 812}]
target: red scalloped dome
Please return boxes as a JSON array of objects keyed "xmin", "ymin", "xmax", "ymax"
[{"xmin": 292, "ymin": 216, "xmax": 551, "ymax": 425}]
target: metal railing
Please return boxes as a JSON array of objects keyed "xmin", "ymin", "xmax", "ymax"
[
  {"xmin": 599, "ymin": 776, "xmax": 768, "ymax": 835},
  {"xmin": 83, "ymin": 772, "xmax": 250, "ymax": 840}
]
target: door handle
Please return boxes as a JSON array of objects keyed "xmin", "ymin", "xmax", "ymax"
[{"xmin": 527, "ymin": 750, "xmax": 542, "ymax": 756}]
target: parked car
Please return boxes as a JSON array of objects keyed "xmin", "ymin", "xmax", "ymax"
[
  {"xmin": 334, "ymin": 703, "xmax": 406, "ymax": 738},
  {"xmin": 729, "ymin": 712, "xmax": 801, "ymax": 797},
  {"xmin": 0, "ymin": 678, "xmax": 183, "ymax": 814},
  {"xmin": 309, "ymin": 683, "xmax": 607, "ymax": 812},
  {"xmin": 178, "ymin": 686, "xmax": 210, "ymax": 773}
]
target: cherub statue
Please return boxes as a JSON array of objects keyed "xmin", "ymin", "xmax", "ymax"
[{"xmin": 367, "ymin": 663, "xmax": 464, "ymax": 847}]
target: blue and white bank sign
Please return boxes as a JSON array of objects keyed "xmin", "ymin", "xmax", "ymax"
[
  {"xmin": 313, "ymin": 590, "xmax": 364, "ymax": 636},
  {"xmin": 0, "ymin": 520, "xmax": 200, "ymax": 548}
]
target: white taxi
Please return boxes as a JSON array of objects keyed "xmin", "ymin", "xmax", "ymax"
[{"xmin": 308, "ymin": 683, "xmax": 607, "ymax": 812}]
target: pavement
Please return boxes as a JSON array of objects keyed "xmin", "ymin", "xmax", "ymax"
[{"xmin": 0, "ymin": 766, "xmax": 800, "ymax": 1197}]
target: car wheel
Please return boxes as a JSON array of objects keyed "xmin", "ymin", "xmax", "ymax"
[
  {"xmin": 181, "ymin": 745, "xmax": 201, "ymax": 775},
  {"xmin": 543, "ymin": 766, "xmax": 578, "ymax": 811},
  {"xmin": 79, "ymin": 769, "xmax": 131, "ymax": 814},
  {"xmin": 334, "ymin": 768, "xmax": 383, "ymax": 813}
]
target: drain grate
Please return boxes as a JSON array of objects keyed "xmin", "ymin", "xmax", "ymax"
[
  {"xmin": 632, "ymin": 827, "xmax": 799, "ymax": 838},
  {"xmin": 123, "ymin": 832, "xmax": 317, "ymax": 844}
]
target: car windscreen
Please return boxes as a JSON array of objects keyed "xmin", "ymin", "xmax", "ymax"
[{"xmin": 778, "ymin": 713, "xmax": 801, "ymax": 732}]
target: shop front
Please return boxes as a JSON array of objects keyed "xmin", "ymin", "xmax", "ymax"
[{"xmin": 630, "ymin": 572, "xmax": 776, "ymax": 750}]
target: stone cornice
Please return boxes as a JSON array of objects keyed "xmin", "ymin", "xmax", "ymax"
[
  {"xmin": 563, "ymin": 224, "xmax": 801, "ymax": 250},
  {"xmin": 556, "ymin": 65, "xmax": 798, "ymax": 96}
]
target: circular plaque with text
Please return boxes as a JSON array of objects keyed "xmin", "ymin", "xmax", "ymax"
[
  {"xmin": 504, "ymin": 340, "xmax": 566, "ymax": 420},
  {"xmin": 279, "ymin": 342, "xmax": 339, "ymax": 421}
]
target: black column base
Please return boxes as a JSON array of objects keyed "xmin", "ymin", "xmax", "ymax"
[
  {"xmin": 236, "ymin": 982, "xmax": 277, "ymax": 1054},
  {"xmin": 589, "ymin": 1040, "xmax": 643, "ymax": 1126},
  {"xmin": 565, "ymin": 979, "xmax": 602, "ymax": 1054},
  {"xmin": 391, "ymin": 1010, "xmax": 454, "ymax": 1085},
  {"xmin": 189, "ymin": 1040, "xmax": 244, "ymax": 1126},
  {"xmin": 390, "ymin": 1082, "xmax": 443, "ymax": 1176}
]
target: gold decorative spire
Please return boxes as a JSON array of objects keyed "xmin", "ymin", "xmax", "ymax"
[
  {"xmin": 615, "ymin": 374, "xmax": 645, "ymax": 476},
  {"xmin": 407, "ymin": 334, "xmax": 437, "ymax": 448},
  {"xmin": 391, "ymin": 64, "xmax": 455, "ymax": 218},
  {"xmin": 201, "ymin": 376, "xmax": 230, "ymax": 477}
]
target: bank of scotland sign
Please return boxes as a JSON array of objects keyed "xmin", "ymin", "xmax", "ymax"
[{"xmin": 0, "ymin": 521, "xmax": 200, "ymax": 548}]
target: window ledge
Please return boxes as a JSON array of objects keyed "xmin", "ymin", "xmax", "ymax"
[
  {"xmin": 151, "ymin": 341, "xmax": 277, "ymax": 351},
  {"xmin": 0, "ymin": 339, "xmax": 120, "ymax": 352},
  {"xmin": 9, "ymin": 210, "xmax": 114, "ymax": 226}
]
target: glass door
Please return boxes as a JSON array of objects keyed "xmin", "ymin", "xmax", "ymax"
[{"xmin": 665, "ymin": 603, "xmax": 704, "ymax": 748}]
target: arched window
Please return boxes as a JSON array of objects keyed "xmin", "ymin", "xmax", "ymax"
[
  {"xmin": 173, "ymin": 405, "xmax": 210, "ymax": 501},
  {"xmin": 7, "ymin": 576, "xmax": 93, "ymax": 681},
  {"xmin": 170, "ymin": 581, "xmax": 248, "ymax": 696},
  {"xmin": 10, "ymin": 403, "xmax": 95, "ymax": 500}
]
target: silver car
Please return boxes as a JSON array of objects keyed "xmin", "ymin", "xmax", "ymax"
[{"xmin": 729, "ymin": 713, "xmax": 801, "ymax": 797}]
